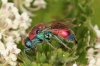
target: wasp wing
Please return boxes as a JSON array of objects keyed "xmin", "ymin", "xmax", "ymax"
[{"xmin": 45, "ymin": 18, "xmax": 76, "ymax": 30}]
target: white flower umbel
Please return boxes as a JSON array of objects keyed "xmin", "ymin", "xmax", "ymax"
[
  {"xmin": 13, "ymin": 0, "xmax": 47, "ymax": 16},
  {"xmin": 33, "ymin": 0, "xmax": 47, "ymax": 9},
  {"xmin": 0, "ymin": 0, "xmax": 31, "ymax": 66},
  {"xmin": 87, "ymin": 25, "xmax": 100, "ymax": 66}
]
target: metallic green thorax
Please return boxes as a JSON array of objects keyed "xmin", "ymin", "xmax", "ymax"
[
  {"xmin": 44, "ymin": 31, "xmax": 52, "ymax": 39},
  {"xmin": 36, "ymin": 32, "xmax": 45, "ymax": 40},
  {"xmin": 36, "ymin": 31, "xmax": 53, "ymax": 40}
]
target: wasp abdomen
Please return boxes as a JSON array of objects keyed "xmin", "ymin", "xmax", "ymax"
[{"xmin": 52, "ymin": 29, "xmax": 70, "ymax": 38}]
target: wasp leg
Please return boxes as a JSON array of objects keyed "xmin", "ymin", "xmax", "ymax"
[
  {"xmin": 45, "ymin": 39, "xmax": 57, "ymax": 49},
  {"xmin": 53, "ymin": 35, "xmax": 71, "ymax": 50}
]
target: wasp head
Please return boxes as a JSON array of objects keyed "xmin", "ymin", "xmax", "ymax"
[{"xmin": 24, "ymin": 37, "xmax": 35, "ymax": 51}]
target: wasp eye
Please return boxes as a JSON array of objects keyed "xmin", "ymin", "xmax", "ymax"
[
  {"xmin": 36, "ymin": 30, "xmax": 39, "ymax": 33},
  {"xmin": 24, "ymin": 37, "xmax": 32, "ymax": 48},
  {"xmin": 36, "ymin": 29, "xmax": 40, "ymax": 34}
]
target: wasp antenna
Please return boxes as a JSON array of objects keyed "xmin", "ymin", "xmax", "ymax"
[
  {"xmin": 74, "ymin": 39, "xmax": 78, "ymax": 44},
  {"xmin": 22, "ymin": 37, "xmax": 27, "ymax": 46}
]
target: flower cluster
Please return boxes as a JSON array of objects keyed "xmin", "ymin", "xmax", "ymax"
[
  {"xmin": 13, "ymin": 0, "xmax": 47, "ymax": 16},
  {"xmin": 0, "ymin": 0, "xmax": 31, "ymax": 66},
  {"xmin": 87, "ymin": 25, "xmax": 100, "ymax": 66}
]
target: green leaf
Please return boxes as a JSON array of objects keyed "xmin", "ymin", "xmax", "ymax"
[{"xmin": 36, "ymin": 52, "xmax": 46, "ymax": 63}]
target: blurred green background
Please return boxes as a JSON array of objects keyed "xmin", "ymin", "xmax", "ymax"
[
  {"xmin": 32, "ymin": 0, "xmax": 100, "ymax": 27},
  {"xmin": 92, "ymin": 0, "xmax": 100, "ymax": 26}
]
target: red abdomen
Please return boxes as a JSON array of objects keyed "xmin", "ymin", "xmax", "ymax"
[
  {"xmin": 29, "ymin": 23, "xmax": 46, "ymax": 40},
  {"xmin": 52, "ymin": 29, "xmax": 70, "ymax": 38}
]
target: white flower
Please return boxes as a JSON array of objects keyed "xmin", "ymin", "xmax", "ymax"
[
  {"xmin": 12, "ymin": 19, "xmax": 20, "ymax": 29},
  {"xmin": 1, "ymin": 0, "xmax": 8, "ymax": 4},
  {"xmin": 18, "ymin": 13, "xmax": 31, "ymax": 29},
  {"xmin": 5, "ymin": 36, "xmax": 14, "ymax": 42},
  {"xmin": 73, "ymin": 63, "xmax": 77, "ymax": 66},
  {"xmin": 95, "ymin": 42, "xmax": 100, "ymax": 49},
  {"xmin": 87, "ymin": 25, "xmax": 100, "ymax": 66},
  {"xmin": 13, "ymin": 45, "xmax": 21, "ymax": 54},
  {"xmin": 24, "ymin": 0, "xmax": 33, "ymax": 7},
  {"xmin": 0, "ymin": 44, "xmax": 8, "ymax": 57},
  {"xmin": 94, "ymin": 25, "xmax": 99, "ymax": 30},
  {"xmin": 12, "ymin": 0, "xmax": 47, "ymax": 16},
  {"xmin": 1, "ymin": 49, "xmax": 9, "ymax": 56},
  {"xmin": 87, "ymin": 48, "xmax": 94, "ymax": 55},
  {"xmin": 0, "ymin": 33, "xmax": 2, "ymax": 39},
  {"xmin": 95, "ymin": 53, "xmax": 100, "ymax": 58},
  {"xmin": 96, "ymin": 58, "xmax": 100, "ymax": 66},
  {"xmin": 12, "ymin": 7, "xmax": 18, "ymax": 15},
  {"xmin": 21, "ymin": 12, "xmax": 30, "ymax": 21},
  {"xmin": 0, "ymin": 41, "xmax": 5, "ymax": 51},
  {"xmin": 19, "ymin": 30, "xmax": 27, "ymax": 36},
  {"xmin": 33, "ymin": 0, "xmax": 47, "ymax": 8},
  {"xmin": 93, "ymin": 25, "xmax": 100, "ymax": 38},
  {"xmin": 5, "ymin": 41, "xmax": 21, "ymax": 55},
  {"xmin": 9, "ymin": 31, "xmax": 21, "ymax": 42},
  {"xmin": 87, "ymin": 48, "xmax": 96, "ymax": 66},
  {"xmin": 5, "ymin": 18, "xmax": 12, "ymax": 26},
  {"xmin": 10, "ymin": 54, "xmax": 17, "ymax": 61},
  {"xmin": 0, "ymin": 0, "xmax": 31, "ymax": 65},
  {"xmin": 6, "ymin": 41, "xmax": 15, "ymax": 51},
  {"xmin": 89, "ymin": 58, "xmax": 95, "ymax": 65},
  {"xmin": 19, "ymin": 4, "xmax": 35, "ymax": 16},
  {"xmin": 9, "ymin": 61, "xmax": 17, "ymax": 66}
]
